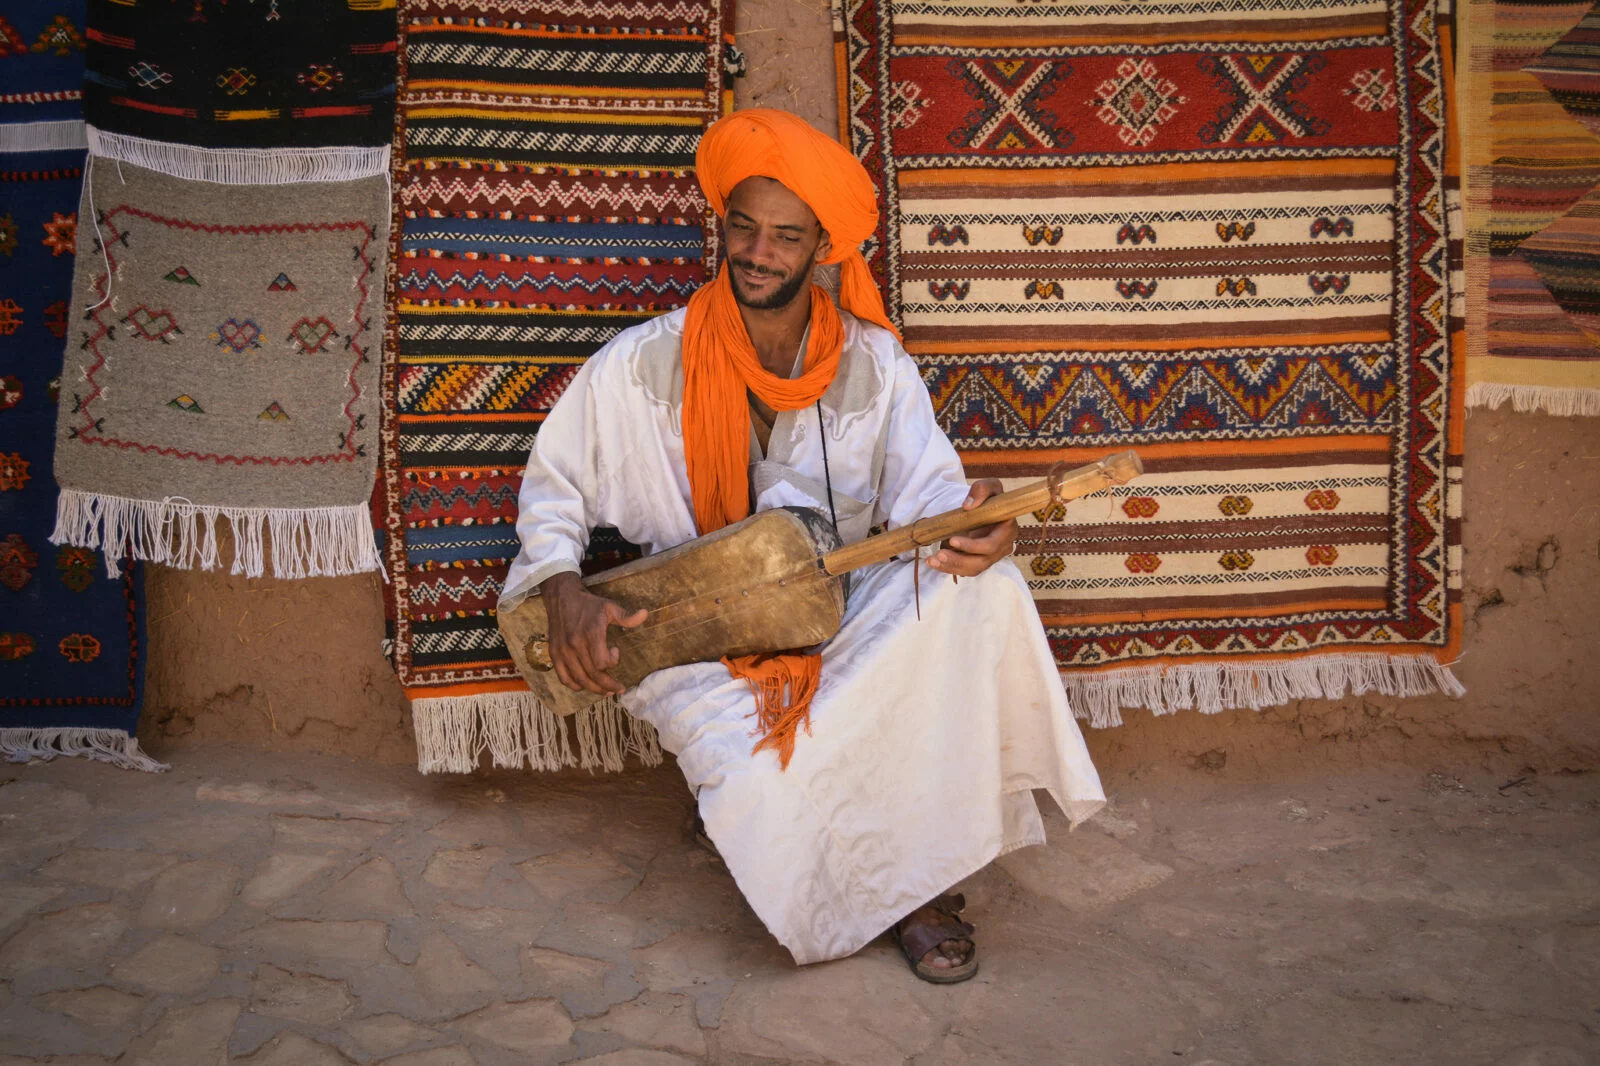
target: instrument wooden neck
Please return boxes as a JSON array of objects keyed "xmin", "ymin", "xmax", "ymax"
[{"xmin": 817, "ymin": 450, "xmax": 1143, "ymax": 577}]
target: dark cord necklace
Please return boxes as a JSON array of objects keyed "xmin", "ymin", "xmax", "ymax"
[{"xmin": 815, "ymin": 399, "xmax": 840, "ymax": 537}]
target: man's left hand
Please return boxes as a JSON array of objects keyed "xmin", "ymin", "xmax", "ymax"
[{"xmin": 927, "ymin": 478, "xmax": 1017, "ymax": 577}]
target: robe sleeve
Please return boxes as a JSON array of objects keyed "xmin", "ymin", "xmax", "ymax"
[
  {"xmin": 499, "ymin": 356, "xmax": 608, "ymax": 612},
  {"xmin": 874, "ymin": 344, "xmax": 973, "ymax": 532}
]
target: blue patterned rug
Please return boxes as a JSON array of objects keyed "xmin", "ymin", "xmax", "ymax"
[
  {"xmin": 0, "ymin": 1, "xmax": 88, "ymax": 148},
  {"xmin": 0, "ymin": 148, "xmax": 161, "ymax": 770}
]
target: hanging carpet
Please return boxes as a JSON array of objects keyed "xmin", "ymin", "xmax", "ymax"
[
  {"xmin": 837, "ymin": 0, "xmax": 1465, "ymax": 724},
  {"xmin": 0, "ymin": 149, "xmax": 161, "ymax": 771},
  {"xmin": 81, "ymin": 0, "xmax": 397, "ymax": 183},
  {"xmin": 1463, "ymin": 0, "xmax": 1600, "ymax": 415},
  {"xmin": 51, "ymin": 160, "xmax": 389, "ymax": 579},
  {"xmin": 0, "ymin": 0, "xmax": 89, "ymax": 152},
  {"xmin": 379, "ymin": 0, "xmax": 737, "ymax": 773}
]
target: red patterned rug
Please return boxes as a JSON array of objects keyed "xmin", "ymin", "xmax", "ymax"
[{"xmin": 837, "ymin": 0, "xmax": 1465, "ymax": 724}]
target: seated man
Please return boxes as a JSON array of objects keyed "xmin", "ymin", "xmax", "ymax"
[{"xmin": 500, "ymin": 109, "xmax": 1105, "ymax": 983}]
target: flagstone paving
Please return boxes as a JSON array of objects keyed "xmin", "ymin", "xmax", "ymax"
[{"xmin": 0, "ymin": 749, "xmax": 1595, "ymax": 1065}]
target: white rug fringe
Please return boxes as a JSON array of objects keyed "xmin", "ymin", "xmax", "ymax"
[
  {"xmin": 411, "ymin": 691, "xmax": 663, "ymax": 775},
  {"xmin": 0, "ymin": 119, "xmax": 88, "ymax": 154},
  {"xmin": 51, "ymin": 488, "xmax": 383, "ymax": 580},
  {"xmin": 1063, "ymin": 653, "xmax": 1466, "ymax": 729},
  {"xmin": 0, "ymin": 728, "xmax": 167, "ymax": 772},
  {"xmin": 1465, "ymin": 382, "xmax": 1600, "ymax": 417},
  {"xmin": 87, "ymin": 126, "xmax": 389, "ymax": 185}
]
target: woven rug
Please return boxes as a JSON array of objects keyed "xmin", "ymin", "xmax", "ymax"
[
  {"xmin": 1463, "ymin": 0, "xmax": 1600, "ymax": 414},
  {"xmin": 0, "ymin": 149, "xmax": 161, "ymax": 771},
  {"xmin": 50, "ymin": 160, "xmax": 389, "ymax": 579},
  {"xmin": 838, "ymin": 0, "xmax": 1465, "ymax": 724},
  {"xmin": 0, "ymin": 1, "xmax": 89, "ymax": 152},
  {"xmin": 80, "ymin": 0, "xmax": 397, "ymax": 183},
  {"xmin": 379, "ymin": 0, "xmax": 737, "ymax": 773}
]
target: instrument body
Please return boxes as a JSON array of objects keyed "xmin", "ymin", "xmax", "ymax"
[
  {"xmin": 497, "ymin": 450, "xmax": 1143, "ymax": 716},
  {"xmin": 500, "ymin": 507, "xmax": 845, "ymax": 717}
]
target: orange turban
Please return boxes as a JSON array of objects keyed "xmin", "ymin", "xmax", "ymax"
[
  {"xmin": 694, "ymin": 108, "xmax": 897, "ymax": 339},
  {"xmin": 680, "ymin": 109, "xmax": 894, "ymax": 769}
]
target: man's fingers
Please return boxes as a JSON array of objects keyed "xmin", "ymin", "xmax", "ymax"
[
  {"xmin": 931, "ymin": 518, "xmax": 1017, "ymax": 577},
  {"xmin": 952, "ymin": 527, "xmax": 1013, "ymax": 557},
  {"xmin": 927, "ymin": 549, "xmax": 988, "ymax": 577},
  {"xmin": 962, "ymin": 477, "xmax": 1004, "ymax": 509},
  {"xmin": 948, "ymin": 518, "xmax": 1016, "ymax": 555},
  {"xmin": 947, "ymin": 523, "xmax": 1002, "ymax": 553},
  {"xmin": 554, "ymin": 650, "xmax": 605, "ymax": 696},
  {"xmin": 608, "ymin": 604, "xmax": 649, "ymax": 629},
  {"xmin": 583, "ymin": 626, "xmax": 625, "ymax": 694},
  {"xmin": 563, "ymin": 622, "xmax": 612, "ymax": 695}
]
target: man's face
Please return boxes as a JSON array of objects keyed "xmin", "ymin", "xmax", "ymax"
[{"xmin": 723, "ymin": 177, "xmax": 833, "ymax": 311}]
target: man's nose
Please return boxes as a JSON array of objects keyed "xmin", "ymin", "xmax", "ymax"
[{"xmin": 744, "ymin": 229, "xmax": 779, "ymax": 264}]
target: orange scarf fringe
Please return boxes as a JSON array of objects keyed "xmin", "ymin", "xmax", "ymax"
[{"xmin": 722, "ymin": 651, "xmax": 822, "ymax": 770}]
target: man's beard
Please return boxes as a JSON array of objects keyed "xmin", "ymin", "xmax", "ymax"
[{"xmin": 728, "ymin": 257, "xmax": 812, "ymax": 310}]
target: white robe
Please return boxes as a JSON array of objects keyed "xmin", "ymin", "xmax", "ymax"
[{"xmin": 502, "ymin": 307, "xmax": 1104, "ymax": 965}]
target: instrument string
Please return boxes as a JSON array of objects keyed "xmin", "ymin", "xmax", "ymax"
[
  {"xmin": 589, "ymin": 462, "xmax": 1116, "ymax": 639},
  {"xmin": 614, "ymin": 570, "xmax": 837, "ymax": 645}
]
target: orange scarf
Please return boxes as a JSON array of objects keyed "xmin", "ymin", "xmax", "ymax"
[
  {"xmin": 685, "ymin": 108, "xmax": 899, "ymax": 768},
  {"xmin": 680, "ymin": 268, "xmax": 840, "ymax": 768}
]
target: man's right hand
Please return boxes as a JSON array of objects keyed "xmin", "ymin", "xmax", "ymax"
[{"xmin": 540, "ymin": 571, "xmax": 648, "ymax": 696}]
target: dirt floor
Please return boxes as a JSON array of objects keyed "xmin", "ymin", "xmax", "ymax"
[{"xmin": 1, "ymin": 749, "xmax": 1596, "ymax": 1065}]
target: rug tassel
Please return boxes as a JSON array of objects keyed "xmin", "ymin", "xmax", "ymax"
[
  {"xmin": 410, "ymin": 691, "xmax": 660, "ymax": 775},
  {"xmin": 1061, "ymin": 654, "xmax": 1466, "ymax": 728},
  {"xmin": 1464, "ymin": 382, "xmax": 1600, "ymax": 418},
  {"xmin": 86, "ymin": 126, "xmax": 390, "ymax": 185},
  {"xmin": 50, "ymin": 489, "xmax": 383, "ymax": 579},
  {"xmin": 0, "ymin": 119, "xmax": 88, "ymax": 153},
  {"xmin": 0, "ymin": 728, "xmax": 167, "ymax": 773}
]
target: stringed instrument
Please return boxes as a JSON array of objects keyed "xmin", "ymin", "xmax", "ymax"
[{"xmin": 498, "ymin": 450, "xmax": 1143, "ymax": 715}]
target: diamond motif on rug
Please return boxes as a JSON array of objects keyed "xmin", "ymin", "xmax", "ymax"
[
  {"xmin": 288, "ymin": 316, "xmax": 338, "ymax": 353},
  {"xmin": 215, "ymin": 67, "xmax": 257, "ymax": 95},
  {"xmin": 124, "ymin": 306, "xmax": 182, "ymax": 342},
  {"xmin": 1090, "ymin": 59, "xmax": 1186, "ymax": 147},
  {"xmin": 888, "ymin": 80, "xmax": 931, "ymax": 130},
  {"xmin": 1345, "ymin": 68, "xmax": 1397, "ymax": 113},
  {"xmin": 210, "ymin": 317, "xmax": 262, "ymax": 352}
]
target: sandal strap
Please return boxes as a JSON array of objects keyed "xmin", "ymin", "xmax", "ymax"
[
  {"xmin": 898, "ymin": 893, "xmax": 975, "ymax": 964},
  {"xmin": 899, "ymin": 915, "xmax": 975, "ymax": 963}
]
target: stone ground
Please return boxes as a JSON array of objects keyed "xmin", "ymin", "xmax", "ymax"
[{"xmin": 0, "ymin": 749, "xmax": 1595, "ymax": 1066}]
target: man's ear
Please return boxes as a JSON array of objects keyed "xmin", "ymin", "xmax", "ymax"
[{"xmin": 814, "ymin": 227, "xmax": 833, "ymax": 265}]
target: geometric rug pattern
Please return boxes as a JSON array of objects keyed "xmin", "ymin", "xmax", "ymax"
[
  {"xmin": 378, "ymin": 0, "xmax": 736, "ymax": 769},
  {"xmin": 838, "ymin": 0, "xmax": 1466, "ymax": 722}
]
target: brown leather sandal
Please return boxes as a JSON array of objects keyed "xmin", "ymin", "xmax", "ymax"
[{"xmin": 894, "ymin": 892, "xmax": 979, "ymax": 984}]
